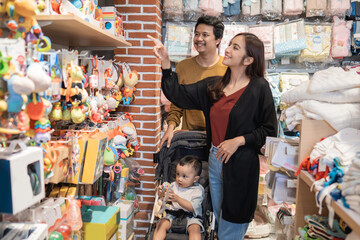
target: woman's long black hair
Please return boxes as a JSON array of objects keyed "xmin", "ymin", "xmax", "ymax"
[{"xmin": 207, "ymin": 32, "xmax": 265, "ymax": 102}]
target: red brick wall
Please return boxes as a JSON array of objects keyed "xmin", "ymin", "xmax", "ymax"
[{"xmin": 114, "ymin": 0, "xmax": 162, "ymax": 239}]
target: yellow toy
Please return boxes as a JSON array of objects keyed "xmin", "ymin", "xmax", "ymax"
[{"xmin": 122, "ymin": 70, "xmax": 138, "ymax": 105}]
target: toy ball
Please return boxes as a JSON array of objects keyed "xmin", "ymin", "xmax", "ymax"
[
  {"xmin": 49, "ymin": 231, "xmax": 64, "ymax": 240},
  {"xmin": 57, "ymin": 224, "xmax": 72, "ymax": 238}
]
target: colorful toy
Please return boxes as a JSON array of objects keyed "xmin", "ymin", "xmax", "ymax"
[
  {"xmin": 70, "ymin": 103, "xmax": 85, "ymax": 123},
  {"xmin": 34, "ymin": 117, "xmax": 53, "ymax": 144},
  {"xmin": 49, "ymin": 102, "xmax": 63, "ymax": 121},
  {"xmin": 122, "ymin": 70, "xmax": 138, "ymax": 105},
  {"xmin": 113, "ymin": 133, "xmax": 129, "ymax": 158},
  {"xmin": 7, "ymin": 0, "xmax": 51, "ymax": 51}
]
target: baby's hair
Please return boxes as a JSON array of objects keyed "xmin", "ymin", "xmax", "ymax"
[{"xmin": 178, "ymin": 155, "xmax": 202, "ymax": 176}]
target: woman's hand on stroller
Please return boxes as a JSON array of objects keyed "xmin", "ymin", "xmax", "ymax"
[
  {"xmin": 147, "ymin": 35, "xmax": 171, "ymax": 69},
  {"xmin": 217, "ymin": 136, "xmax": 245, "ymax": 164}
]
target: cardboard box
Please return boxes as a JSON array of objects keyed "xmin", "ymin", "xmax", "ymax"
[
  {"xmin": 81, "ymin": 132, "xmax": 108, "ymax": 184},
  {"xmin": 113, "ymin": 200, "xmax": 134, "ymax": 240},
  {"xmin": 0, "ymin": 147, "xmax": 45, "ymax": 214},
  {"xmin": 81, "ymin": 205, "xmax": 120, "ymax": 240}
]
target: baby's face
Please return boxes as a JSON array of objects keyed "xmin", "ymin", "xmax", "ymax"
[{"xmin": 175, "ymin": 164, "xmax": 198, "ymax": 188}]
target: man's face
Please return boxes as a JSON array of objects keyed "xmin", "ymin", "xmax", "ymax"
[{"xmin": 193, "ymin": 24, "xmax": 220, "ymax": 54}]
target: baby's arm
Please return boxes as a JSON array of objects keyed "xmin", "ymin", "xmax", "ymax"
[{"xmin": 168, "ymin": 189, "xmax": 195, "ymax": 212}]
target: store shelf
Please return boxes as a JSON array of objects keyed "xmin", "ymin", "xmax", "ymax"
[
  {"xmin": 36, "ymin": 15, "xmax": 132, "ymax": 48},
  {"xmin": 299, "ymin": 170, "xmax": 360, "ymax": 235}
]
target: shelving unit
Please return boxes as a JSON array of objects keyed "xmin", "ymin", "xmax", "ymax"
[
  {"xmin": 36, "ymin": 15, "xmax": 132, "ymax": 49},
  {"xmin": 294, "ymin": 119, "xmax": 360, "ymax": 236},
  {"xmin": 299, "ymin": 171, "xmax": 360, "ymax": 235}
]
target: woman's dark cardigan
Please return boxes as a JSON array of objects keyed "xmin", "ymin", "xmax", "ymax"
[{"xmin": 161, "ymin": 69, "xmax": 277, "ymax": 223}]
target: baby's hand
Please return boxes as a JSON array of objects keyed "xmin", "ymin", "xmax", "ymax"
[
  {"xmin": 167, "ymin": 189, "xmax": 179, "ymax": 203},
  {"xmin": 157, "ymin": 185, "xmax": 163, "ymax": 197}
]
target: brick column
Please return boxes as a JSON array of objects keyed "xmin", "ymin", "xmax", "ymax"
[{"xmin": 113, "ymin": 0, "xmax": 162, "ymax": 239}]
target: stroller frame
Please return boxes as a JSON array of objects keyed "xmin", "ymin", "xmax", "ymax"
[{"xmin": 146, "ymin": 130, "xmax": 215, "ymax": 240}]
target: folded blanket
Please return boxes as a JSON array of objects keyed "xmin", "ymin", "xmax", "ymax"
[
  {"xmin": 309, "ymin": 67, "xmax": 360, "ymax": 94},
  {"xmin": 281, "ymin": 80, "xmax": 360, "ymax": 104},
  {"xmin": 297, "ymin": 100, "xmax": 360, "ymax": 131}
]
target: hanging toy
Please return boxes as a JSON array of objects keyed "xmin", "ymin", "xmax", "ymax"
[
  {"xmin": 89, "ymin": 57, "xmax": 99, "ymax": 89},
  {"xmin": 122, "ymin": 70, "xmax": 138, "ymax": 105},
  {"xmin": 104, "ymin": 145, "xmax": 119, "ymax": 166},
  {"xmin": 70, "ymin": 102, "xmax": 85, "ymax": 124},
  {"xmin": 34, "ymin": 117, "xmax": 54, "ymax": 144},
  {"xmin": 49, "ymin": 102, "xmax": 62, "ymax": 121},
  {"xmin": 6, "ymin": 74, "xmax": 31, "ymax": 113},
  {"xmin": 26, "ymin": 61, "xmax": 52, "ymax": 92},
  {"xmin": 6, "ymin": 0, "xmax": 51, "ymax": 51},
  {"xmin": 61, "ymin": 62, "xmax": 87, "ymax": 104},
  {"xmin": 0, "ymin": 51, "xmax": 11, "ymax": 76},
  {"xmin": 104, "ymin": 67, "xmax": 114, "ymax": 89},
  {"xmin": 113, "ymin": 133, "xmax": 129, "ymax": 159},
  {"xmin": 16, "ymin": 110, "xmax": 30, "ymax": 131},
  {"xmin": 62, "ymin": 106, "xmax": 71, "ymax": 121}
]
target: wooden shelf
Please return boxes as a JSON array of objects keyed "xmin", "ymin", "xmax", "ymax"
[
  {"xmin": 299, "ymin": 170, "xmax": 360, "ymax": 235},
  {"xmin": 36, "ymin": 15, "xmax": 132, "ymax": 48}
]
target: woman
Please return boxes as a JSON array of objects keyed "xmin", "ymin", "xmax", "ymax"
[{"xmin": 148, "ymin": 33, "xmax": 277, "ymax": 239}]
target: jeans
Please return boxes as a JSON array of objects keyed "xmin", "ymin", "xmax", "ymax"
[
  {"xmin": 209, "ymin": 145, "xmax": 223, "ymax": 227},
  {"xmin": 218, "ymin": 219, "xmax": 249, "ymax": 240},
  {"xmin": 209, "ymin": 145, "xmax": 250, "ymax": 239}
]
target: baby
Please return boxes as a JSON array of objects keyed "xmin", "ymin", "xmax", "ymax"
[{"xmin": 154, "ymin": 155, "xmax": 204, "ymax": 240}]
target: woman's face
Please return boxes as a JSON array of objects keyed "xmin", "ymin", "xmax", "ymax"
[{"xmin": 222, "ymin": 35, "xmax": 249, "ymax": 67}]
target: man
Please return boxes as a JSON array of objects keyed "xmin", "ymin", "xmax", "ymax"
[{"xmin": 161, "ymin": 15, "xmax": 228, "ymax": 148}]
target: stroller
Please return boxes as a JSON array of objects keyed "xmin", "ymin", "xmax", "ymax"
[{"xmin": 146, "ymin": 130, "xmax": 215, "ymax": 240}]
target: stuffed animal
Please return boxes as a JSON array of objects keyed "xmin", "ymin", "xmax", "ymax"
[
  {"xmin": 122, "ymin": 70, "xmax": 138, "ymax": 105},
  {"xmin": 61, "ymin": 63, "xmax": 87, "ymax": 104},
  {"xmin": 113, "ymin": 133, "xmax": 130, "ymax": 159},
  {"xmin": 26, "ymin": 62, "xmax": 51, "ymax": 92}
]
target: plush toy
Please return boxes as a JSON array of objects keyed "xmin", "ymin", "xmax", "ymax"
[
  {"xmin": 26, "ymin": 62, "xmax": 52, "ymax": 92},
  {"xmin": 119, "ymin": 113, "xmax": 140, "ymax": 151},
  {"xmin": 61, "ymin": 63, "xmax": 87, "ymax": 104},
  {"xmin": 104, "ymin": 145, "xmax": 119, "ymax": 166},
  {"xmin": 122, "ymin": 70, "xmax": 138, "ymax": 105},
  {"xmin": 113, "ymin": 133, "xmax": 130, "ymax": 159},
  {"xmin": 6, "ymin": 74, "xmax": 28, "ymax": 113},
  {"xmin": 106, "ymin": 97, "xmax": 118, "ymax": 111}
]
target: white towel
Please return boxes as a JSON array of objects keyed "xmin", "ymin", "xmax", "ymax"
[
  {"xmin": 281, "ymin": 80, "xmax": 360, "ymax": 104},
  {"xmin": 297, "ymin": 100, "xmax": 360, "ymax": 131},
  {"xmin": 309, "ymin": 128, "xmax": 360, "ymax": 166},
  {"xmin": 308, "ymin": 67, "xmax": 360, "ymax": 94}
]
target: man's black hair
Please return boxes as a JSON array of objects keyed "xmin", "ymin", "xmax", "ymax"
[
  {"xmin": 178, "ymin": 155, "xmax": 202, "ymax": 176},
  {"xmin": 195, "ymin": 15, "xmax": 224, "ymax": 47}
]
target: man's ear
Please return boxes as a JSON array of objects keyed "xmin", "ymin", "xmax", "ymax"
[
  {"xmin": 194, "ymin": 176, "xmax": 200, "ymax": 183},
  {"xmin": 216, "ymin": 38, "xmax": 221, "ymax": 47}
]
